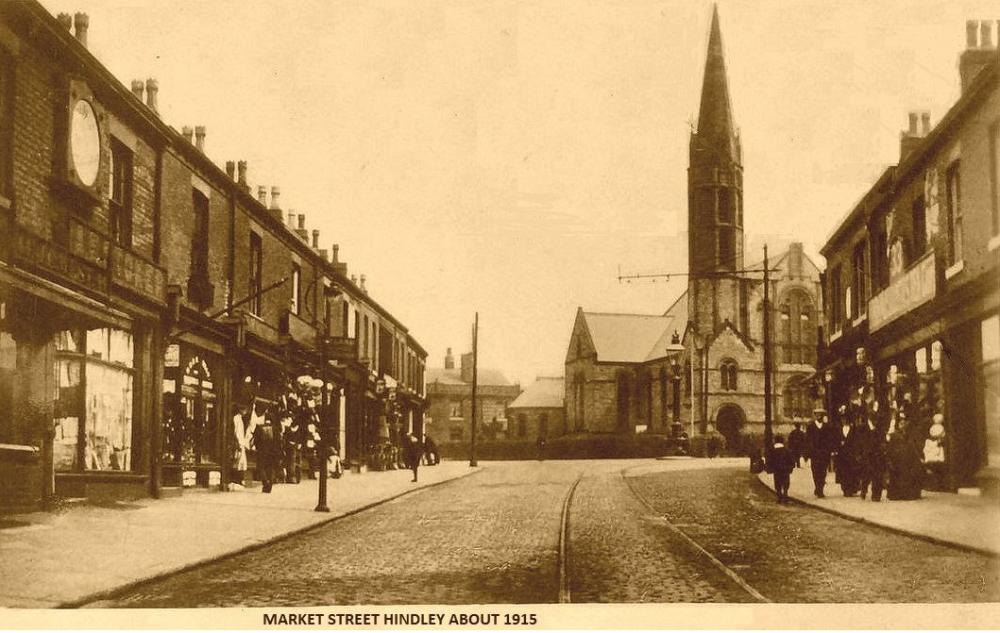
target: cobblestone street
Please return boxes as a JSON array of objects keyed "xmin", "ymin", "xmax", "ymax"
[{"xmin": 98, "ymin": 460, "xmax": 999, "ymax": 606}]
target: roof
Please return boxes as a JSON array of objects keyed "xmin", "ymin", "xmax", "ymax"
[
  {"xmin": 696, "ymin": 5, "xmax": 737, "ymax": 157},
  {"xmin": 582, "ymin": 311, "xmax": 681, "ymax": 363},
  {"xmin": 425, "ymin": 367, "xmax": 513, "ymax": 387},
  {"xmin": 509, "ymin": 377, "xmax": 564, "ymax": 409}
]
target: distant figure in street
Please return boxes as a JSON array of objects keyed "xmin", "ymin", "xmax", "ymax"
[
  {"xmin": 787, "ymin": 423, "xmax": 806, "ymax": 468},
  {"xmin": 402, "ymin": 433, "xmax": 423, "ymax": 482},
  {"xmin": 230, "ymin": 403, "xmax": 254, "ymax": 490},
  {"xmin": 423, "ymin": 434, "xmax": 440, "ymax": 466},
  {"xmin": 805, "ymin": 407, "xmax": 837, "ymax": 498},
  {"xmin": 858, "ymin": 409, "xmax": 888, "ymax": 502},
  {"xmin": 834, "ymin": 411, "xmax": 861, "ymax": 497},
  {"xmin": 253, "ymin": 404, "xmax": 281, "ymax": 494},
  {"xmin": 766, "ymin": 434, "xmax": 796, "ymax": 503}
]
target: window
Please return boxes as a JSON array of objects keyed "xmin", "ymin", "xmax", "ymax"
[
  {"xmin": 290, "ymin": 263, "xmax": 301, "ymax": 315},
  {"xmin": 911, "ymin": 194, "xmax": 926, "ymax": 257},
  {"xmin": 946, "ymin": 161, "xmax": 963, "ymax": 264},
  {"xmin": 720, "ymin": 359, "xmax": 738, "ymax": 391},
  {"xmin": 108, "ymin": 138, "xmax": 133, "ymax": 248},
  {"xmin": 782, "ymin": 375, "xmax": 811, "ymax": 419},
  {"xmin": 163, "ymin": 354, "xmax": 218, "ymax": 466},
  {"xmin": 779, "ymin": 289, "xmax": 816, "ymax": 365},
  {"xmin": 829, "ymin": 265, "xmax": 843, "ymax": 331},
  {"xmin": 538, "ymin": 413, "xmax": 549, "ymax": 440},
  {"xmin": 870, "ymin": 228, "xmax": 888, "ymax": 292},
  {"xmin": 0, "ymin": 51, "xmax": 13, "ymax": 201},
  {"xmin": 718, "ymin": 227, "xmax": 735, "ymax": 270},
  {"xmin": 190, "ymin": 190, "xmax": 209, "ymax": 279},
  {"xmin": 449, "ymin": 401, "xmax": 462, "ymax": 419},
  {"xmin": 0, "ymin": 313, "xmax": 26, "ymax": 445},
  {"xmin": 248, "ymin": 232, "xmax": 262, "ymax": 316},
  {"xmin": 53, "ymin": 328, "xmax": 135, "ymax": 472},
  {"xmin": 850, "ymin": 241, "xmax": 866, "ymax": 319},
  {"xmin": 362, "ymin": 315, "xmax": 369, "ymax": 359},
  {"xmin": 991, "ymin": 121, "xmax": 1000, "ymax": 236},
  {"xmin": 718, "ymin": 188, "xmax": 734, "ymax": 224}
]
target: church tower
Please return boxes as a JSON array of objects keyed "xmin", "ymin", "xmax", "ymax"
[{"xmin": 688, "ymin": 5, "xmax": 747, "ymax": 340}]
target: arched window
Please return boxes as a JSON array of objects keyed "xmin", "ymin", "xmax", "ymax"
[
  {"xmin": 782, "ymin": 375, "xmax": 811, "ymax": 419},
  {"xmin": 778, "ymin": 289, "xmax": 816, "ymax": 365},
  {"xmin": 720, "ymin": 359, "xmax": 738, "ymax": 391}
]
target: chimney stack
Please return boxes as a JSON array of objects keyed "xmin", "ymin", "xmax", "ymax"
[
  {"xmin": 297, "ymin": 214, "xmax": 306, "ymax": 230},
  {"xmin": 899, "ymin": 111, "xmax": 930, "ymax": 161},
  {"xmin": 130, "ymin": 80, "xmax": 144, "ymax": 101},
  {"xmin": 444, "ymin": 347, "xmax": 454, "ymax": 370},
  {"xmin": 237, "ymin": 161, "xmax": 248, "ymax": 188},
  {"xmin": 908, "ymin": 112, "xmax": 918, "ymax": 135},
  {"xmin": 73, "ymin": 13, "xmax": 88, "ymax": 47},
  {"xmin": 145, "ymin": 78, "xmax": 158, "ymax": 112},
  {"xmin": 960, "ymin": 20, "xmax": 998, "ymax": 93},
  {"xmin": 194, "ymin": 125, "xmax": 206, "ymax": 152},
  {"xmin": 181, "ymin": 126, "xmax": 193, "ymax": 144},
  {"xmin": 360, "ymin": 274, "xmax": 367, "ymax": 293},
  {"xmin": 920, "ymin": 112, "xmax": 931, "ymax": 135},
  {"xmin": 225, "ymin": 161, "xmax": 236, "ymax": 179},
  {"xmin": 57, "ymin": 13, "xmax": 72, "ymax": 30},
  {"xmin": 332, "ymin": 244, "xmax": 340, "ymax": 263},
  {"xmin": 257, "ymin": 185, "xmax": 267, "ymax": 206},
  {"xmin": 312, "ymin": 229, "xmax": 320, "ymax": 249},
  {"xmin": 270, "ymin": 186, "xmax": 281, "ymax": 210},
  {"xmin": 286, "ymin": 212, "xmax": 295, "ymax": 227}
]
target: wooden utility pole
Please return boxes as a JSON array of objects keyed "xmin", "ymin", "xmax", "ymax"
[
  {"xmin": 470, "ymin": 312, "xmax": 479, "ymax": 467},
  {"xmin": 762, "ymin": 245, "xmax": 774, "ymax": 455}
]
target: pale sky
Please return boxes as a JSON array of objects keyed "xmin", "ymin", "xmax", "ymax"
[{"xmin": 41, "ymin": 0, "xmax": 996, "ymax": 385}]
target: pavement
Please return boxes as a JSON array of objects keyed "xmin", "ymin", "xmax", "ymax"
[
  {"xmin": 756, "ymin": 467, "xmax": 1000, "ymax": 556},
  {"xmin": 0, "ymin": 461, "xmax": 474, "ymax": 608}
]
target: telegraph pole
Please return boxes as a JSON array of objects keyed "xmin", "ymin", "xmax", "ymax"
[
  {"xmin": 470, "ymin": 313, "xmax": 479, "ymax": 467},
  {"xmin": 762, "ymin": 245, "xmax": 774, "ymax": 455}
]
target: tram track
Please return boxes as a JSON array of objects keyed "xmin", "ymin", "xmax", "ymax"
[{"xmin": 556, "ymin": 472, "xmax": 583, "ymax": 603}]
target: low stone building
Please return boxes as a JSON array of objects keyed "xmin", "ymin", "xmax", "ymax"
[
  {"xmin": 425, "ymin": 348, "xmax": 520, "ymax": 445},
  {"xmin": 507, "ymin": 377, "xmax": 565, "ymax": 441}
]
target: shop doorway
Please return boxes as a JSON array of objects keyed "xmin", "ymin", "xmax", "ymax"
[{"xmin": 715, "ymin": 403, "xmax": 745, "ymax": 454}]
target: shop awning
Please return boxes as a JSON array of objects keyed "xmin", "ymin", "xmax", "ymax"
[{"xmin": 0, "ymin": 262, "xmax": 131, "ymax": 330}]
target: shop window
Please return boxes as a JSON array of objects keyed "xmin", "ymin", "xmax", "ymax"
[
  {"xmin": 248, "ymin": 232, "xmax": 262, "ymax": 316},
  {"xmin": 720, "ymin": 359, "xmax": 738, "ymax": 391},
  {"xmin": 782, "ymin": 375, "xmax": 811, "ymax": 419},
  {"xmin": 911, "ymin": 195, "xmax": 927, "ymax": 257},
  {"xmin": 0, "ymin": 313, "xmax": 23, "ymax": 445},
  {"xmin": 108, "ymin": 138, "xmax": 133, "ymax": 248},
  {"xmin": 53, "ymin": 328, "xmax": 135, "ymax": 472},
  {"xmin": 0, "ymin": 50, "xmax": 13, "ymax": 202},
  {"xmin": 164, "ymin": 355, "xmax": 218, "ymax": 465},
  {"xmin": 946, "ymin": 161, "xmax": 963, "ymax": 264}
]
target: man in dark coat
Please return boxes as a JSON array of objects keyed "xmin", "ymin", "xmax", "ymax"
[
  {"xmin": 423, "ymin": 434, "xmax": 440, "ymax": 465},
  {"xmin": 805, "ymin": 407, "xmax": 837, "ymax": 498},
  {"xmin": 766, "ymin": 434, "xmax": 796, "ymax": 503},
  {"xmin": 253, "ymin": 404, "xmax": 281, "ymax": 494},
  {"xmin": 834, "ymin": 409, "xmax": 862, "ymax": 497},
  {"xmin": 402, "ymin": 433, "xmax": 423, "ymax": 482},
  {"xmin": 787, "ymin": 423, "xmax": 806, "ymax": 467},
  {"xmin": 858, "ymin": 411, "xmax": 888, "ymax": 502}
]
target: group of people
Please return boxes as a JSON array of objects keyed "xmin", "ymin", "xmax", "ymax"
[{"xmin": 767, "ymin": 387, "xmax": 944, "ymax": 504}]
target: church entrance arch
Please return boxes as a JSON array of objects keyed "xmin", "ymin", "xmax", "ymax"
[{"xmin": 714, "ymin": 403, "xmax": 745, "ymax": 454}]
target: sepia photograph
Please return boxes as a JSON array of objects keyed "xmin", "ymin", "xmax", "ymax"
[{"xmin": 0, "ymin": 0, "xmax": 998, "ymax": 627}]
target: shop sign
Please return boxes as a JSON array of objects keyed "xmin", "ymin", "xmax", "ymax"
[
  {"xmin": 164, "ymin": 344, "xmax": 180, "ymax": 368},
  {"xmin": 14, "ymin": 228, "xmax": 108, "ymax": 295},
  {"xmin": 111, "ymin": 246, "xmax": 166, "ymax": 304},
  {"xmin": 323, "ymin": 336, "xmax": 358, "ymax": 361},
  {"xmin": 869, "ymin": 252, "xmax": 936, "ymax": 333}
]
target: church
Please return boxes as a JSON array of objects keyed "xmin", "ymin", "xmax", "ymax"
[{"xmin": 565, "ymin": 6, "xmax": 822, "ymax": 452}]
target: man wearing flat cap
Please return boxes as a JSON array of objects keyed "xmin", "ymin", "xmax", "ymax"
[{"xmin": 805, "ymin": 406, "xmax": 837, "ymax": 497}]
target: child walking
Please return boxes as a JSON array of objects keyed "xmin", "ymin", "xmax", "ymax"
[{"xmin": 768, "ymin": 434, "xmax": 796, "ymax": 503}]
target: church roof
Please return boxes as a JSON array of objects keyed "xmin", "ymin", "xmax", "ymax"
[
  {"xmin": 695, "ymin": 5, "xmax": 737, "ymax": 158},
  {"xmin": 509, "ymin": 376, "xmax": 564, "ymax": 409},
  {"xmin": 581, "ymin": 312, "xmax": 681, "ymax": 364}
]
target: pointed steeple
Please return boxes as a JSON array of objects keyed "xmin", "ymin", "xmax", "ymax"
[{"xmin": 696, "ymin": 5, "xmax": 736, "ymax": 157}]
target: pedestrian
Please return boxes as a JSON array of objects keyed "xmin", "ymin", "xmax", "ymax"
[
  {"xmin": 834, "ymin": 408, "xmax": 861, "ymax": 497},
  {"xmin": 766, "ymin": 434, "xmax": 796, "ymax": 503},
  {"xmin": 280, "ymin": 405, "xmax": 302, "ymax": 484},
  {"xmin": 858, "ymin": 405, "xmax": 888, "ymax": 502},
  {"xmin": 886, "ymin": 398, "xmax": 923, "ymax": 500},
  {"xmin": 423, "ymin": 434, "xmax": 440, "ymax": 465},
  {"xmin": 253, "ymin": 404, "xmax": 281, "ymax": 494},
  {"xmin": 787, "ymin": 422, "xmax": 806, "ymax": 468},
  {"xmin": 805, "ymin": 406, "xmax": 837, "ymax": 498},
  {"xmin": 402, "ymin": 433, "xmax": 423, "ymax": 482},
  {"xmin": 230, "ymin": 402, "xmax": 254, "ymax": 490}
]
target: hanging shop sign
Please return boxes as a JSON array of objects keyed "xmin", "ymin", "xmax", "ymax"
[
  {"xmin": 165, "ymin": 343, "xmax": 180, "ymax": 368},
  {"xmin": 868, "ymin": 252, "xmax": 936, "ymax": 333}
]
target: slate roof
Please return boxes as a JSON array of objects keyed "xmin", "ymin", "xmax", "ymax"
[
  {"xmin": 582, "ymin": 312, "xmax": 681, "ymax": 364},
  {"xmin": 425, "ymin": 367, "xmax": 514, "ymax": 387},
  {"xmin": 509, "ymin": 377, "xmax": 564, "ymax": 409}
]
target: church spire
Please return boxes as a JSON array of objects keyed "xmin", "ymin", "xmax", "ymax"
[{"xmin": 696, "ymin": 4, "xmax": 736, "ymax": 156}]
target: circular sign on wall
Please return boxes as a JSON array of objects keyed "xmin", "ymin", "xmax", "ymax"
[{"xmin": 70, "ymin": 99, "xmax": 101, "ymax": 187}]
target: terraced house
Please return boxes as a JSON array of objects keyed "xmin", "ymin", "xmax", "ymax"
[{"xmin": 0, "ymin": 1, "xmax": 426, "ymax": 512}]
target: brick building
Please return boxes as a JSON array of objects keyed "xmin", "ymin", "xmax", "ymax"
[
  {"xmin": 0, "ymin": 2, "xmax": 426, "ymax": 511},
  {"xmin": 425, "ymin": 348, "xmax": 520, "ymax": 445},
  {"xmin": 564, "ymin": 7, "xmax": 822, "ymax": 452},
  {"xmin": 820, "ymin": 23, "xmax": 999, "ymax": 491}
]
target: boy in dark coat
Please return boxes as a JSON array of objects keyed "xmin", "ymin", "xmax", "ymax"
[{"xmin": 767, "ymin": 434, "xmax": 796, "ymax": 503}]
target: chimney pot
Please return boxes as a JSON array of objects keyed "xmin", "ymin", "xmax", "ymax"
[
  {"xmin": 287, "ymin": 212, "xmax": 295, "ymax": 227},
  {"xmin": 57, "ymin": 13, "xmax": 72, "ymax": 30},
  {"xmin": 181, "ymin": 126, "xmax": 193, "ymax": 143},
  {"xmin": 297, "ymin": 214, "xmax": 306, "ymax": 230},
  {"xmin": 981, "ymin": 21, "xmax": 994, "ymax": 48},
  {"xmin": 332, "ymin": 244, "xmax": 340, "ymax": 263},
  {"xmin": 360, "ymin": 274, "xmax": 367, "ymax": 292},
  {"xmin": 130, "ymin": 79, "xmax": 144, "ymax": 101},
  {"xmin": 351, "ymin": 275, "xmax": 358, "ymax": 285},
  {"xmin": 225, "ymin": 161, "xmax": 236, "ymax": 179},
  {"xmin": 145, "ymin": 78, "xmax": 158, "ymax": 112},
  {"xmin": 194, "ymin": 125, "xmax": 206, "ymax": 151},
  {"xmin": 270, "ymin": 186, "xmax": 281, "ymax": 210},
  {"xmin": 73, "ymin": 13, "xmax": 89, "ymax": 47},
  {"xmin": 908, "ymin": 112, "xmax": 918, "ymax": 135},
  {"xmin": 967, "ymin": 21, "xmax": 979, "ymax": 48},
  {"xmin": 312, "ymin": 229, "xmax": 320, "ymax": 249},
  {"xmin": 237, "ymin": 160, "xmax": 248, "ymax": 185},
  {"xmin": 920, "ymin": 112, "xmax": 931, "ymax": 135}
]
